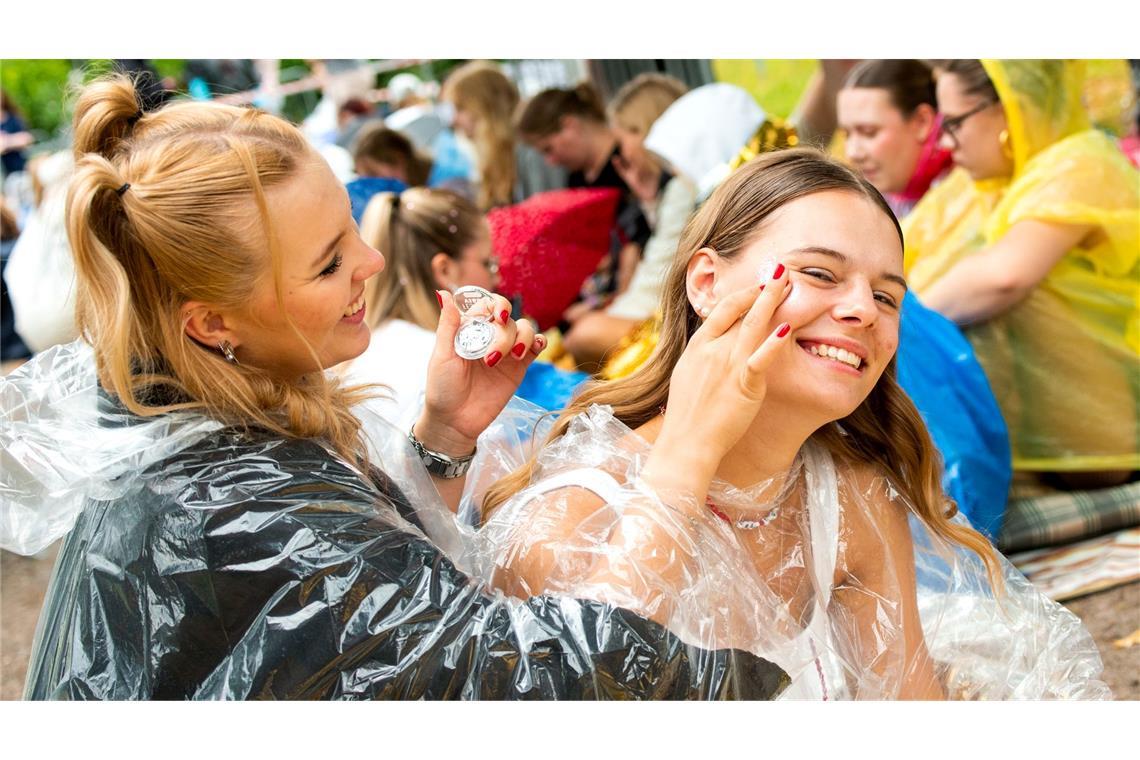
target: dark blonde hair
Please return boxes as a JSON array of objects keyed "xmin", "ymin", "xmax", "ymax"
[
  {"xmin": 442, "ymin": 61, "xmax": 519, "ymax": 210},
  {"xmin": 67, "ymin": 73, "xmax": 373, "ymax": 465},
  {"xmin": 484, "ymin": 148, "xmax": 1000, "ymax": 583},
  {"xmin": 359, "ymin": 187, "xmax": 484, "ymax": 332},
  {"xmin": 608, "ymin": 73, "xmax": 688, "ymax": 136},
  {"xmin": 516, "ymin": 82, "xmax": 607, "ymax": 140}
]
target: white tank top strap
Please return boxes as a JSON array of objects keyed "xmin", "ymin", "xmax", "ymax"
[
  {"xmin": 802, "ymin": 442, "xmax": 841, "ymax": 608},
  {"xmin": 524, "ymin": 467, "xmax": 628, "ymax": 505}
]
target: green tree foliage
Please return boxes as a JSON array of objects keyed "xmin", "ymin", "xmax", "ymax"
[{"xmin": 0, "ymin": 59, "xmax": 77, "ymax": 137}]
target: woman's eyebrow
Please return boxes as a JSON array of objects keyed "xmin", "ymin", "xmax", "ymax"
[{"xmin": 786, "ymin": 246, "xmax": 908, "ymax": 291}]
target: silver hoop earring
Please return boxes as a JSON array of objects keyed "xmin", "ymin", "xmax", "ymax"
[{"xmin": 218, "ymin": 341, "xmax": 239, "ymax": 365}]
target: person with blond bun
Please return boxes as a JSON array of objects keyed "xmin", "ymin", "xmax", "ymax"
[
  {"xmin": 472, "ymin": 148, "xmax": 1108, "ymax": 700},
  {"xmin": 6, "ymin": 74, "xmax": 785, "ymax": 700},
  {"xmin": 344, "ymin": 187, "xmax": 500, "ymax": 427}
]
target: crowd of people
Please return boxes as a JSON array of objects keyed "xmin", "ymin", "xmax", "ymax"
[{"xmin": 0, "ymin": 58, "xmax": 1137, "ymax": 700}]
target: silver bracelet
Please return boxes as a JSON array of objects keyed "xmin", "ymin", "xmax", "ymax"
[{"xmin": 408, "ymin": 425, "xmax": 476, "ymax": 479}]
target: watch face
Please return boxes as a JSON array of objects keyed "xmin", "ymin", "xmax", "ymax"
[{"xmin": 454, "ymin": 319, "xmax": 496, "ymax": 360}]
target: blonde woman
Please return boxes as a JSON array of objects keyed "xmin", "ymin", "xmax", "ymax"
[
  {"xmin": 440, "ymin": 61, "xmax": 564, "ymax": 211},
  {"xmin": 5, "ymin": 74, "xmax": 781, "ymax": 700},
  {"xmin": 345, "ymin": 187, "xmax": 502, "ymax": 426},
  {"xmin": 472, "ymin": 149, "xmax": 1108, "ymax": 700}
]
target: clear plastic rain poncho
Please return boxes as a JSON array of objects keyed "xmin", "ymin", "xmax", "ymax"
[
  {"xmin": 458, "ymin": 401, "xmax": 1109, "ymax": 700},
  {"xmin": 1, "ymin": 341, "xmax": 787, "ymax": 700},
  {"xmin": 903, "ymin": 60, "xmax": 1140, "ymax": 473},
  {"xmin": 2, "ymin": 341, "xmax": 1109, "ymax": 699}
]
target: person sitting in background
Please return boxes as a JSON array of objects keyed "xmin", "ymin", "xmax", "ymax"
[
  {"xmin": 4, "ymin": 150, "xmax": 78, "ymax": 354},
  {"xmin": 385, "ymin": 72, "xmax": 475, "ymax": 198},
  {"xmin": 0, "ymin": 199, "xmax": 30, "ymax": 361},
  {"xmin": 600, "ymin": 82, "xmax": 791, "ymax": 380},
  {"xmin": 1, "ymin": 90, "xmax": 34, "ymax": 179},
  {"xmin": 441, "ymin": 61, "xmax": 565, "ymax": 211},
  {"xmin": 335, "ymin": 97, "xmax": 376, "ymax": 149},
  {"xmin": 904, "ymin": 60, "xmax": 1140, "ymax": 489},
  {"xmin": 352, "ymin": 123, "xmax": 434, "ymax": 187},
  {"xmin": 516, "ymin": 83, "xmax": 652, "ymax": 351},
  {"xmin": 560, "ymin": 74, "xmax": 691, "ymax": 369},
  {"xmin": 344, "ymin": 187, "xmax": 502, "ymax": 426},
  {"xmin": 385, "ymin": 72, "xmax": 445, "ymax": 149},
  {"xmin": 837, "ymin": 60, "xmax": 952, "ymax": 218}
]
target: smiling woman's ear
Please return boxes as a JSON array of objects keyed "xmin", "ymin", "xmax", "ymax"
[
  {"xmin": 183, "ymin": 302, "xmax": 241, "ymax": 350},
  {"xmin": 685, "ymin": 247, "xmax": 718, "ymax": 312}
]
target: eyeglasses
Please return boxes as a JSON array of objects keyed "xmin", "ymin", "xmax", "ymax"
[{"xmin": 938, "ymin": 100, "xmax": 997, "ymax": 148}]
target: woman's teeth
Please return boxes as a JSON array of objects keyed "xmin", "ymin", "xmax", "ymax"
[
  {"xmin": 808, "ymin": 343, "xmax": 862, "ymax": 369},
  {"xmin": 343, "ymin": 296, "xmax": 365, "ymax": 317}
]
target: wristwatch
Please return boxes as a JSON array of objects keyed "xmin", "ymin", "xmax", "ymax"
[{"xmin": 408, "ymin": 425, "xmax": 476, "ymax": 479}]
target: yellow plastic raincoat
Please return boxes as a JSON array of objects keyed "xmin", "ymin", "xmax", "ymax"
[{"xmin": 903, "ymin": 60, "xmax": 1140, "ymax": 473}]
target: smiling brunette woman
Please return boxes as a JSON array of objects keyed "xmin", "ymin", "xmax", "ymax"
[{"xmin": 474, "ymin": 148, "xmax": 1109, "ymax": 700}]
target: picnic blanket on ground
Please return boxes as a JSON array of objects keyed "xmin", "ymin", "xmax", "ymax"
[
  {"xmin": 998, "ymin": 479, "xmax": 1140, "ymax": 554},
  {"xmin": 1009, "ymin": 527, "xmax": 1140, "ymax": 601}
]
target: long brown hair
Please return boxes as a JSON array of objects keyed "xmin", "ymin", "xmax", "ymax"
[
  {"xmin": 67, "ymin": 73, "xmax": 374, "ymax": 466},
  {"xmin": 442, "ymin": 61, "xmax": 519, "ymax": 210},
  {"xmin": 359, "ymin": 187, "xmax": 484, "ymax": 331},
  {"xmin": 484, "ymin": 148, "xmax": 1000, "ymax": 583}
]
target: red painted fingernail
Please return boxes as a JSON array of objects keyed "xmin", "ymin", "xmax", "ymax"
[
  {"xmin": 435, "ymin": 291, "xmax": 444, "ymax": 308},
  {"xmin": 512, "ymin": 342, "xmax": 526, "ymax": 358},
  {"xmin": 772, "ymin": 263, "xmax": 785, "ymax": 280},
  {"xmin": 758, "ymin": 284, "xmax": 765, "ymax": 292},
  {"xmin": 531, "ymin": 336, "xmax": 546, "ymax": 355},
  {"xmin": 776, "ymin": 323, "xmax": 791, "ymax": 338},
  {"xmin": 486, "ymin": 350, "xmax": 503, "ymax": 367},
  {"xmin": 500, "ymin": 309, "xmax": 510, "ymax": 324}
]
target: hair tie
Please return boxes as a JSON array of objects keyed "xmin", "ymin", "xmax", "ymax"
[
  {"xmin": 390, "ymin": 192, "xmax": 402, "ymax": 218},
  {"xmin": 116, "ymin": 183, "xmax": 131, "ymax": 196},
  {"xmin": 127, "ymin": 109, "xmax": 143, "ymax": 126}
]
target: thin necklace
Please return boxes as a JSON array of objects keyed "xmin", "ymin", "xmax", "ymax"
[
  {"xmin": 658, "ymin": 404, "xmax": 785, "ymax": 530},
  {"xmin": 706, "ymin": 499, "xmax": 780, "ymax": 530}
]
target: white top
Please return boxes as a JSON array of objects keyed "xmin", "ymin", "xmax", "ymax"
[
  {"xmin": 644, "ymin": 83, "xmax": 765, "ymax": 201},
  {"xmin": 343, "ymin": 318, "xmax": 436, "ymax": 428},
  {"xmin": 607, "ymin": 176, "xmax": 698, "ymax": 321}
]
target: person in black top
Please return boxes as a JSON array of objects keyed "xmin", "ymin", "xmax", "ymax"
[{"xmin": 516, "ymin": 84, "xmax": 651, "ymax": 366}]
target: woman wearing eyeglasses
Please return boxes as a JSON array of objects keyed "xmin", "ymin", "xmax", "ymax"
[
  {"xmin": 345, "ymin": 188, "xmax": 504, "ymax": 427},
  {"xmin": 903, "ymin": 60, "xmax": 1139, "ymax": 489}
]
